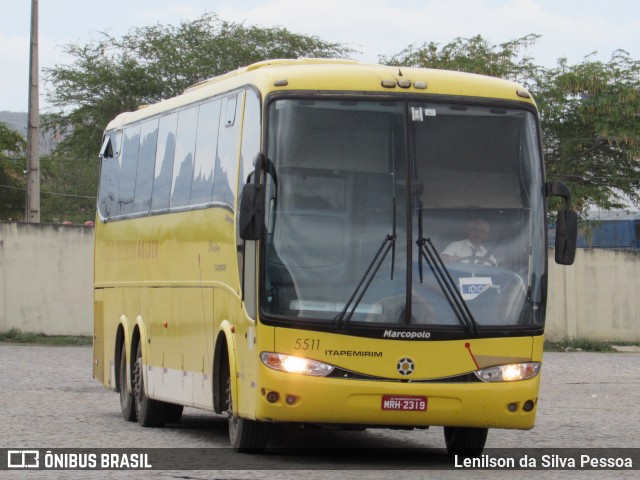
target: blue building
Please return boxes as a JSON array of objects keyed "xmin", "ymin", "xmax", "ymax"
[{"xmin": 575, "ymin": 211, "xmax": 640, "ymax": 250}]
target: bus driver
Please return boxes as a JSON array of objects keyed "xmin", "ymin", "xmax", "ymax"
[{"xmin": 441, "ymin": 219, "xmax": 497, "ymax": 267}]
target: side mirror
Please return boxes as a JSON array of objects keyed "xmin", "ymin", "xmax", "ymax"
[
  {"xmin": 239, "ymin": 153, "xmax": 276, "ymax": 241},
  {"xmin": 239, "ymin": 183, "xmax": 265, "ymax": 240},
  {"xmin": 546, "ymin": 181, "xmax": 577, "ymax": 265},
  {"xmin": 554, "ymin": 209, "xmax": 577, "ymax": 265}
]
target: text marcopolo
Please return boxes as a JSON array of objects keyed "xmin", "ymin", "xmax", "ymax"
[{"xmin": 383, "ymin": 330, "xmax": 431, "ymax": 339}]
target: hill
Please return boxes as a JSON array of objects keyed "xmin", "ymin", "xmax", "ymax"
[
  {"xmin": 0, "ymin": 111, "xmax": 57, "ymax": 154},
  {"xmin": 0, "ymin": 111, "xmax": 28, "ymax": 135}
]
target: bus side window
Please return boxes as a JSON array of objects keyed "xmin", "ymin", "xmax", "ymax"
[
  {"xmin": 225, "ymin": 94, "xmax": 237, "ymax": 127},
  {"xmin": 191, "ymin": 99, "xmax": 222, "ymax": 206},
  {"xmin": 133, "ymin": 119, "xmax": 159, "ymax": 214},
  {"xmin": 171, "ymin": 107, "xmax": 199, "ymax": 208},
  {"xmin": 239, "ymin": 90, "xmax": 260, "ymax": 191},
  {"xmin": 213, "ymin": 94, "xmax": 241, "ymax": 208},
  {"xmin": 118, "ymin": 125, "xmax": 141, "ymax": 216},
  {"xmin": 237, "ymin": 90, "xmax": 261, "ymax": 318},
  {"xmin": 97, "ymin": 131, "xmax": 122, "ymax": 219}
]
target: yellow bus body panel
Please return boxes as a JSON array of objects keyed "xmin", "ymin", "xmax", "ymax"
[{"xmin": 105, "ymin": 60, "xmax": 535, "ymax": 133}]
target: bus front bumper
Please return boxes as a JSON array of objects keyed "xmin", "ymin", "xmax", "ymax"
[{"xmin": 254, "ymin": 366, "xmax": 540, "ymax": 430}]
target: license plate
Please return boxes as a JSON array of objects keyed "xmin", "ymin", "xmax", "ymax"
[{"xmin": 381, "ymin": 395, "xmax": 427, "ymax": 411}]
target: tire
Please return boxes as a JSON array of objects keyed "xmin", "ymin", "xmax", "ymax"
[
  {"xmin": 444, "ymin": 426, "xmax": 488, "ymax": 457},
  {"xmin": 118, "ymin": 345, "xmax": 137, "ymax": 422},
  {"xmin": 132, "ymin": 342, "xmax": 168, "ymax": 427},
  {"xmin": 225, "ymin": 370, "xmax": 270, "ymax": 452},
  {"xmin": 166, "ymin": 404, "xmax": 184, "ymax": 424}
]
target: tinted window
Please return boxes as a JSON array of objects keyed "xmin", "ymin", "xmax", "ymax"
[
  {"xmin": 237, "ymin": 89, "xmax": 262, "ymax": 312},
  {"xmin": 98, "ymin": 131, "xmax": 122, "ymax": 218},
  {"xmin": 239, "ymin": 90, "xmax": 260, "ymax": 186},
  {"xmin": 171, "ymin": 107, "xmax": 199, "ymax": 208},
  {"xmin": 133, "ymin": 119, "xmax": 159, "ymax": 214},
  {"xmin": 225, "ymin": 95, "xmax": 237, "ymax": 127},
  {"xmin": 191, "ymin": 100, "xmax": 222, "ymax": 205},
  {"xmin": 118, "ymin": 125, "xmax": 141, "ymax": 215},
  {"xmin": 213, "ymin": 94, "xmax": 241, "ymax": 208}
]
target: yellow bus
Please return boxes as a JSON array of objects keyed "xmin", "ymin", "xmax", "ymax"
[{"xmin": 93, "ymin": 59, "xmax": 577, "ymax": 454}]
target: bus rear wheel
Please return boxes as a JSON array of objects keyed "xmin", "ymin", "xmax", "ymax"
[
  {"xmin": 118, "ymin": 345, "xmax": 136, "ymax": 422},
  {"xmin": 444, "ymin": 426, "xmax": 488, "ymax": 457},
  {"xmin": 132, "ymin": 342, "xmax": 168, "ymax": 427},
  {"xmin": 225, "ymin": 374, "xmax": 270, "ymax": 452}
]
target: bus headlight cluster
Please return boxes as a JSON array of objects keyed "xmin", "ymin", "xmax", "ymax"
[
  {"xmin": 260, "ymin": 352, "xmax": 335, "ymax": 377},
  {"xmin": 474, "ymin": 362, "xmax": 540, "ymax": 382}
]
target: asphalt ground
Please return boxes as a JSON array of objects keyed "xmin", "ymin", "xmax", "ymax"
[{"xmin": 0, "ymin": 345, "xmax": 638, "ymax": 479}]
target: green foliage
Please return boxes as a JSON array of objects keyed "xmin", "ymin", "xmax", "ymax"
[
  {"xmin": 39, "ymin": 149, "xmax": 97, "ymax": 224},
  {"xmin": 380, "ymin": 34, "xmax": 542, "ymax": 84},
  {"xmin": 0, "ymin": 328, "xmax": 39, "ymax": 343},
  {"xmin": 42, "ymin": 13, "xmax": 353, "ymax": 223},
  {"xmin": 543, "ymin": 338, "xmax": 630, "ymax": 353},
  {"xmin": 0, "ymin": 328, "xmax": 92, "ymax": 345},
  {"xmin": 0, "ymin": 123, "xmax": 26, "ymax": 220},
  {"xmin": 535, "ymin": 51, "xmax": 640, "ymax": 211},
  {"xmin": 43, "ymin": 19, "xmax": 639, "ymax": 218},
  {"xmin": 44, "ymin": 13, "xmax": 352, "ymax": 143}
]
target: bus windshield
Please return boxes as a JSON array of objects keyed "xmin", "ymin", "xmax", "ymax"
[{"xmin": 262, "ymin": 98, "xmax": 545, "ymax": 331}]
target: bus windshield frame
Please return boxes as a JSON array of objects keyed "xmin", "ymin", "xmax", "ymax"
[{"xmin": 259, "ymin": 94, "xmax": 546, "ymax": 339}]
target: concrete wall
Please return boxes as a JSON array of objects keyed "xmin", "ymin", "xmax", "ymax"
[
  {"xmin": 1, "ymin": 222, "xmax": 638, "ymax": 341},
  {"xmin": 546, "ymin": 248, "xmax": 640, "ymax": 342},
  {"xmin": 0, "ymin": 222, "xmax": 93, "ymax": 336}
]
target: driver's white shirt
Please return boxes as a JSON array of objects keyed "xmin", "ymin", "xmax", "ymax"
[{"xmin": 442, "ymin": 239, "xmax": 497, "ymax": 266}]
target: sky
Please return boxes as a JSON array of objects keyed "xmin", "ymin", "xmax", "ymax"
[{"xmin": 2, "ymin": 0, "xmax": 640, "ymax": 112}]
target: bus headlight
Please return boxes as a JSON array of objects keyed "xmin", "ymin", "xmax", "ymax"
[
  {"xmin": 261, "ymin": 352, "xmax": 335, "ymax": 377},
  {"xmin": 474, "ymin": 362, "xmax": 540, "ymax": 382}
]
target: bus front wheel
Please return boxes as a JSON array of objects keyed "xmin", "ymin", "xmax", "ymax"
[
  {"xmin": 225, "ymin": 375, "xmax": 270, "ymax": 452},
  {"xmin": 444, "ymin": 426, "xmax": 488, "ymax": 457}
]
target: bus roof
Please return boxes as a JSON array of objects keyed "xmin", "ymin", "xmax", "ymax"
[{"xmin": 105, "ymin": 58, "xmax": 536, "ymax": 130}]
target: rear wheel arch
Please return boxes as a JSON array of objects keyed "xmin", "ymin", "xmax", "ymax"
[
  {"xmin": 114, "ymin": 325, "xmax": 126, "ymax": 393},
  {"xmin": 213, "ymin": 332, "xmax": 231, "ymax": 414},
  {"xmin": 213, "ymin": 327, "xmax": 269, "ymax": 451}
]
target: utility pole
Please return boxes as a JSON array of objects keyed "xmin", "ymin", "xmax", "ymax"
[{"xmin": 25, "ymin": 0, "xmax": 40, "ymax": 222}]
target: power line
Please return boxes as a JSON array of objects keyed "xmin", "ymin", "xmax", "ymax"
[{"xmin": 0, "ymin": 183, "xmax": 95, "ymax": 199}]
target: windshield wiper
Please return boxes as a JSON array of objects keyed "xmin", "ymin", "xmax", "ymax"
[
  {"xmin": 335, "ymin": 198, "xmax": 397, "ymax": 328},
  {"xmin": 416, "ymin": 206, "xmax": 479, "ymax": 335}
]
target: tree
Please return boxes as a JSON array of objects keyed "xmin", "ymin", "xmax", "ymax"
[
  {"xmin": 380, "ymin": 34, "xmax": 542, "ymax": 84},
  {"xmin": 0, "ymin": 123, "xmax": 26, "ymax": 220},
  {"xmin": 382, "ymin": 36, "xmax": 640, "ymax": 212},
  {"xmin": 534, "ymin": 51, "xmax": 640, "ymax": 210},
  {"xmin": 38, "ymin": 145, "xmax": 98, "ymax": 224},
  {"xmin": 43, "ymin": 13, "xmax": 354, "ymax": 222}
]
